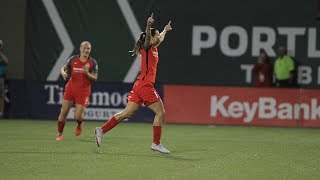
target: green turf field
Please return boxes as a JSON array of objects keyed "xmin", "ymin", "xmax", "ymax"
[{"xmin": 1, "ymin": 120, "xmax": 320, "ymax": 180}]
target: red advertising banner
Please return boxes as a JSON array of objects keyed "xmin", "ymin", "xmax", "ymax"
[
  {"xmin": 164, "ymin": 85, "xmax": 320, "ymax": 127},
  {"xmin": 300, "ymin": 89, "xmax": 320, "ymax": 128}
]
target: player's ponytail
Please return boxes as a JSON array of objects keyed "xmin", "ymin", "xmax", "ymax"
[{"xmin": 130, "ymin": 32, "xmax": 146, "ymax": 56}]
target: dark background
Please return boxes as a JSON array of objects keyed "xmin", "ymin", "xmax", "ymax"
[{"xmin": 1, "ymin": 0, "xmax": 320, "ymax": 87}]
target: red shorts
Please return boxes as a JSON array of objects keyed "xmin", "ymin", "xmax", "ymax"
[
  {"xmin": 127, "ymin": 80, "xmax": 161, "ymax": 106},
  {"xmin": 64, "ymin": 90, "xmax": 90, "ymax": 107}
]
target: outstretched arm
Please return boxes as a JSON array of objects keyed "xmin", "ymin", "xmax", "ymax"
[
  {"xmin": 156, "ymin": 21, "xmax": 172, "ymax": 47},
  {"xmin": 143, "ymin": 13, "xmax": 154, "ymax": 48}
]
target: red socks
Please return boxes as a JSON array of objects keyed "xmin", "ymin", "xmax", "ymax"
[
  {"xmin": 57, "ymin": 120, "xmax": 66, "ymax": 134},
  {"xmin": 153, "ymin": 126, "xmax": 162, "ymax": 145},
  {"xmin": 101, "ymin": 116, "xmax": 118, "ymax": 133},
  {"xmin": 100, "ymin": 117, "xmax": 162, "ymax": 144}
]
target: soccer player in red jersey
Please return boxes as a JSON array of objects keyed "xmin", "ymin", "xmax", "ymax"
[
  {"xmin": 56, "ymin": 41, "xmax": 98, "ymax": 140},
  {"xmin": 94, "ymin": 14, "xmax": 172, "ymax": 153}
]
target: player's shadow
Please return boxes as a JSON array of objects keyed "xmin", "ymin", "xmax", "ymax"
[{"xmin": 93, "ymin": 151, "xmax": 202, "ymax": 162}]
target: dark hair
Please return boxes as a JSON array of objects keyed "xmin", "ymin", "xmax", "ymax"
[{"xmin": 130, "ymin": 28, "xmax": 158, "ymax": 56}]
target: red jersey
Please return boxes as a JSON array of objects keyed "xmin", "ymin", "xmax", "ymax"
[
  {"xmin": 252, "ymin": 63, "xmax": 272, "ymax": 87},
  {"xmin": 64, "ymin": 55, "xmax": 98, "ymax": 94},
  {"xmin": 137, "ymin": 46, "xmax": 159, "ymax": 83}
]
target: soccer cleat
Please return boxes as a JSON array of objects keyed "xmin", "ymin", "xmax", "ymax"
[
  {"xmin": 75, "ymin": 126, "xmax": 82, "ymax": 136},
  {"xmin": 94, "ymin": 127, "xmax": 103, "ymax": 147},
  {"xmin": 75, "ymin": 121, "xmax": 84, "ymax": 136},
  {"xmin": 151, "ymin": 143, "xmax": 170, "ymax": 154},
  {"xmin": 56, "ymin": 134, "xmax": 63, "ymax": 141}
]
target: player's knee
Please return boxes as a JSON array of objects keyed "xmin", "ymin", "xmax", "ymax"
[
  {"xmin": 59, "ymin": 109, "xmax": 68, "ymax": 119},
  {"xmin": 157, "ymin": 110, "xmax": 165, "ymax": 119}
]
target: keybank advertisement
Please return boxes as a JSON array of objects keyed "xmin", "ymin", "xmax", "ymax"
[
  {"xmin": 7, "ymin": 80, "xmax": 161, "ymax": 122},
  {"xmin": 164, "ymin": 85, "xmax": 320, "ymax": 128}
]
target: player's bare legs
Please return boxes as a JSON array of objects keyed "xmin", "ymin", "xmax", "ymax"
[
  {"xmin": 56, "ymin": 100, "xmax": 73, "ymax": 140},
  {"xmin": 148, "ymin": 100, "xmax": 170, "ymax": 153},
  {"xmin": 74, "ymin": 104, "xmax": 86, "ymax": 136},
  {"xmin": 95, "ymin": 102, "xmax": 140, "ymax": 147},
  {"xmin": 148, "ymin": 100, "xmax": 165, "ymax": 126},
  {"xmin": 114, "ymin": 101, "xmax": 140, "ymax": 123}
]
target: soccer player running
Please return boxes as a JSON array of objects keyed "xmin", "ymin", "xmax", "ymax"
[
  {"xmin": 56, "ymin": 41, "xmax": 98, "ymax": 140},
  {"xmin": 94, "ymin": 13, "xmax": 172, "ymax": 153}
]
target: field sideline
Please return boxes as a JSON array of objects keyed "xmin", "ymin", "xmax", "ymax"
[{"xmin": 1, "ymin": 119, "xmax": 320, "ymax": 180}]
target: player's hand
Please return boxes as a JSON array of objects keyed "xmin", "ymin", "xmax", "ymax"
[
  {"xmin": 147, "ymin": 13, "xmax": 154, "ymax": 26},
  {"xmin": 61, "ymin": 71, "xmax": 68, "ymax": 81},
  {"xmin": 164, "ymin": 21, "xmax": 172, "ymax": 32},
  {"xmin": 83, "ymin": 66, "xmax": 89, "ymax": 75}
]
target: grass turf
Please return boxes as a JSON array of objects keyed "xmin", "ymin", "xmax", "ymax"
[{"xmin": 0, "ymin": 119, "xmax": 320, "ymax": 180}]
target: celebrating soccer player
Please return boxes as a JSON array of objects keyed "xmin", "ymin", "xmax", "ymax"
[
  {"xmin": 94, "ymin": 13, "xmax": 172, "ymax": 153},
  {"xmin": 56, "ymin": 41, "xmax": 98, "ymax": 141}
]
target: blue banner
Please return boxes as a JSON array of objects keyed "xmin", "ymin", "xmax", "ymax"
[{"xmin": 7, "ymin": 80, "xmax": 163, "ymax": 122}]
